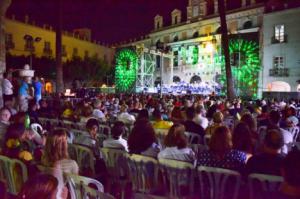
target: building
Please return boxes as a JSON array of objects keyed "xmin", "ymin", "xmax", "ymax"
[
  {"xmin": 261, "ymin": 7, "xmax": 300, "ymax": 93},
  {"xmin": 4, "ymin": 15, "xmax": 114, "ymax": 66},
  {"xmin": 118, "ymin": 0, "xmax": 300, "ymax": 97}
]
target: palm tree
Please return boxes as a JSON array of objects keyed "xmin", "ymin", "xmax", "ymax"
[
  {"xmin": 218, "ymin": 0, "xmax": 235, "ymax": 100},
  {"xmin": 55, "ymin": 0, "xmax": 64, "ymax": 93}
]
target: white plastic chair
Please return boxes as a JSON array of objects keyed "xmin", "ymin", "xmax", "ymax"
[
  {"xmin": 68, "ymin": 144, "xmax": 95, "ymax": 175},
  {"xmin": 66, "ymin": 173, "xmax": 114, "ymax": 199},
  {"xmin": 99, "ymin": 124, "xmax": 111, "ymax": 136},
  {"xmin": 197, "ymin": 166, "xmax": 241, "ymax": 199},
  {"xmin": 285, "ymin": 126, "xmax": 300, "ymax": 142},
  {"xmin": 248, "ymin": 173, "xmax": 283, "ymax": 199},
  {"xmin": 0, "ymin": 155, "xmax": 28, "ymax": 195},
  {"xmin": 159, "ymin": 158, "xmax": 195, "ymax": 198},
  {"xmin": 185, "ymin": 131, "xmax": 201, "ymax": 145},
  {"xmin": 127, "ymin": 154, "xmax": 160, "ymax": 195}
]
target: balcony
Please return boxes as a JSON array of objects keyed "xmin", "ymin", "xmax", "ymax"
[
  {"xmin": 271, "ymin": 35, "xmax": 288, "ymax": 44},
  {"xmin": 269, "ymin": 68, "xmax": 289, "ymax": 77}
]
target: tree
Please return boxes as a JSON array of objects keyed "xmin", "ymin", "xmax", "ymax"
[
  {"xmin": 55, "ymin": 0, "xmax": 64, "ymax": 93},
  {"xmin": 218, "ymin": 0, "xmax": 236, "ymax": 100}
]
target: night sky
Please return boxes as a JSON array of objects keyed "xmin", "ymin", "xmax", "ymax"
[{"xmin": 7, "ymin": 0, "xmax": 188, "ymax": 45}]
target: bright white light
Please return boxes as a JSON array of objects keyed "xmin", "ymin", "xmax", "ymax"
[{"xmin": 205, "ymin": 42, "xmax": 214, "ymax": 53}]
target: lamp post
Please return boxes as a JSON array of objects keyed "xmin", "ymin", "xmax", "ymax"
[{"xmin": 23, "ymin": 34, "xmax": 42, "ymax": 69}]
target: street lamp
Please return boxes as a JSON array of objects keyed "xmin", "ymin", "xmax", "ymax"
[{"xmin": 23, "ymin": 34, "xmax": 42, "ymax": 69}]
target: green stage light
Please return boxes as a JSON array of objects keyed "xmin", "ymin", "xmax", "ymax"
[
  {"xmin": 219, "ymin": 39, "xmax": 260, "ymax": 98},
  {"xmin": 115, "ymin": 48, "xmax": 138, "ymax": 92}
]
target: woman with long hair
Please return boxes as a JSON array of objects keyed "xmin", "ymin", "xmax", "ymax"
[
  {"xmin": 232, "ymin": 122, "xmax": 254, "ymax": 158},
  {"xmin": 198, "ymin": 126, "xmax": 247, "ymax": 171},
  {"xmin": 158, "ymin": 124, "xmax": 195, "ymax": 162}
]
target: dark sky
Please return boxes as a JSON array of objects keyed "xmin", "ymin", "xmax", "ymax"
[{"xmin": 7, "ymin": 0, "xmax": 188, "ymax": 45}]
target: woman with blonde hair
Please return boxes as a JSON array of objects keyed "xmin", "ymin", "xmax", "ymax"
[
  {"xmin": 42, "ymin": 129, "xmax": 78, "ymax": 174},
  {"xmin": 158, "ymin": 123, "xmax": 195, "ymax": 162},
  {"xmin": 198, "ymin": 126, "xmax": 247, "ymax": 171},
  {"xmin": 205, "ymin": 111, "xmax": 224, "ymax": 135}
]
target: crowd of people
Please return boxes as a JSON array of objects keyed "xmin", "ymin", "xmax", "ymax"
[{"xmin": 1, "ymin": 91, "xmax": 300, "ymax": 198}]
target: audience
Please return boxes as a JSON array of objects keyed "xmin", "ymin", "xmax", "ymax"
[
  {"xmin": 182, "ymin": 107, "xmax": 205, "ymax": 138},
  {"xmin": 158, "ymin": 124, "xmax": 195, "ymax": 163},
  {"xmin": 0, "ymin": 107, "xmax": 11, "ymax": 146},
  {"xmin": 205, "ymin": 111, "xmax": 224, "ymax": 135},
  {"xmin": 232, "ymin": 122, "xmax": 254, "ymax": 158},
  {"xmin": 117, "ymin": 104, "xmax": 135, "ymax": 125},
  {"xmin": 92, "ymin": 99, "xmax": 106, "ymax": 122},
  {"xmin": 193, "ymin": 105, "xmax": 209, "ymax": 130},
  {"xmin": 152, "ymin": 109, "xmax": 173, "ymax": 129}
]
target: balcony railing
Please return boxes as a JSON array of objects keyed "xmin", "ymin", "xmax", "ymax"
[
  {"xmin": 271, "ymin": 35, "xmax": 288, "ymax": 44},
  {"xmin": 269, "ymin": 68, "xmax": 289, "ymax": 77}
]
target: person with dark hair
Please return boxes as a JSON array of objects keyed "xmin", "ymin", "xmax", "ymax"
[
  {"xmin": 170, "ymin": 106, "xmax": 184, "ymax": 123},
  {"xmin": 152, "ymin": 108, "xmax": 173, "ymax": 129},
  {"xmin": 183, "ymin": 107, "xmax": 205, "ymax": 139},
  {"xmin": 246, "ymin": 128, "xmax": 285, "ymax": 176},
  {"xmin": 158, "ymin": 124, "xmax": 195, "ymax": 162},
  {"xmin": 128, "ymin": 119, "xmax": 161, "ymax": 157},
  {"xmin": 136, "ymin": 109, "xmax": 149, "ymax": 121},
  {"xmin": 103, "ymin": 121, "xmax": 128, "ymax": 151},
  {"xmin": 17, "ymin": 174, "xmax": 66, "ymax": 199},
  {"xmin": 232, "ymin": 122, "xmax": 254, "ymax": 157},
  {"xmin": 0, "ymin": 107, "xmax": 11, "ymax": 146},
  {"xmin": 240, "ymin": 113, "xmax": 258, "ymax": 140},
  {"xmin": 198, "ymin": 126, "xmax": 247, "ymax": 171},
  {"xmin": 194, "ymin": 105, "xmax": 209, "ymax": 130}
]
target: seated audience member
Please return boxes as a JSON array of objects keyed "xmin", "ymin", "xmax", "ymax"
[
  {"xmin": 183, "ymin": 107, "xmax": 205, "ymax": 138},
  {"xmin": 158, "ymin": 124, "xmax": 195, "ymax": 163},
  {"xmin": 28, "ymin": 100, "xmax": 39, "ymax": 123},
  {"xmin": 240, "ymin": 113, "xmax": 258, "ymax": 141},
  {"xmin": 128, "ymin": 119, "xmax": 161, "ymax": 157},
  {"xmin": 136, "ymin": 109, "xmax": 149, "ymax": 121},
  {"xmin": 42, "ymin": 129, "xmax": 79, "ymax": 174},
  {"xmin": 103, "ymin": 121, "xmax": 128, "ymax": 151},
  {"xmin": 61, "ymin": 101, "xmax": 74, "ymax": 120},
  {"xmin": 267, "ymin": 150, "xmax": 300, "ymax": 199},
  {"xmin": 198, "ymin": 126, "xmax": 247, "ymax": 171},
  {"xmin": 0, "ymin": 107, "xmax": 11, "ymax": 146},
  {"xmin": 152, "ymin": 109, "xmax": 173, "ymax": 129},
  {"xmin": 205, "ymin": 111, "xmax": 224, "ymax": 135},
  {"xmin": 233, "ymin": 122, "xmax": 254, "ymax": 158},
  {"xmin": 170, "ymin": 106, "xmax": 184, "ymax": 123},
  {"xmin": 79, "ymin": 105, "xmax": 94, "ymax": 123},
  {"xmin": 38, "ymin": 99, "xmax": 51, "ymax": 117},
  {"xmin": 92, "ymin": 99, "xmax": 106, "ymax": 122},
  {"xmin": 286, "ymin": 116, "xmax": 299, "ymax": 128},
  {"xmin": 117, "ymin": 104, "xmax": 136, "ymax": 125},
  {"xmin": 261, "ymin": 110, "xmax": 293, "ymax": 154},
  {"xmin": 17, "ymin": 174, "xmax": 68, "ymax": 199},
  {"xmin": 246, "ymin": 128, "xmax": 285, "ymax": 176},
  {"xmin": 194, "ymin": 105, "xmax": 209, "ymax": 130}
]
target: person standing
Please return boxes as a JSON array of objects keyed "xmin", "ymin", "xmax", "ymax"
[
  {"xmin": 2, "ymin": 72, "xmax": 13, "ymax": 106},
  {"xmin": 33, "ymin": 76, "xmax": 43, "ymax": 105},
  {"xmin": 18, "ymin": 79, "xmax": 30, "ymax": 112}
]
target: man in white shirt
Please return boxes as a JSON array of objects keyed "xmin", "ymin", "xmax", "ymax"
[
  {"xmin": 2, "ymin": 72, "xmax": 13, "ymax": 106},
  {"xmin": 194, "ymin": 105, "xmax": 209, "ymax": 130},
  {"xmin": 117, "ymin": 104, "xmax": 135, "ymax": 125},
  {"xmin": 103, "ymin": 121, "xmax": 128, "ymax": 151},
  {"xmin": 92, "ymin": 99, "xmax": 106, "ymax": 122}
]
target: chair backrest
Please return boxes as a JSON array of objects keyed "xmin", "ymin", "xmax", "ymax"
[
  {"xmin": 100, "ymin": 148, "xmax": 128, "ymax": 179},
  {"xmin": 185, "ymin": 132, "xmax": 201, "ymax": 145},
  {"xmin": 127, "ymin": 154, "xmax": 159, "ymax": 194},
  {"xmin": 60, "ymin": 120, "xmax": 77, "ymax": 130},
  {"xmin": 248, "ymin": 173, "xmax": 283, "ymax": 199},
  {"xmin": 71, "ymin": 129, "xmax": 90, "ymax": 140},
  {"xmin": 99, "ymin": 125, "xmax": 111, "ymax": 136},
  {"xmin": 0, "ymin": 155, "xmax": 28, "ymax": 195},
  {"xmin": 66, "ymin": 173, "xmax": 106, "ymax": 199},
  {"xmin": 197, "ymin": 166, "xmax": 241, "ymax": 199},
  {"xmin": 159, "ymin": 158, "xmax": 195, "ymax": 198},
  {"xmin": 68, "ymin": 144, "xmax": 95, "ymax": 175},
  {"xmin": 154, "ymin": 129, "xmax": 169, "ymax": 148},
  {"xmin": 204, "ymin": 134, "xmax": 211, "ymax": 146},
  {"xmin": 190, "ymin": 144, "xmax": 208, "ymax": 157},
  {"xmin": 286, "ymin": 127, "xmax": 300, "ymax": 142}
]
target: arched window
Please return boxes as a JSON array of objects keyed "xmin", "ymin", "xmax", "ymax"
[
  {"xmin": 243, "ymin": 21, "xmax": 253, "ymax": 29},
  {"xmin": 267, "ymin": 81, "xmax": 291, "ymax": 92},
  {"xmin": 193, "ymin": 31, "xmax": 199, "ymax": 38},
  {"xmin": 190, "ymin": 75, "xmax": 201, "ymax": 84},
  {"xmin": 173, "ymin": 36, "xmax": 179, "ymax": 42},
  {"xmin": 173, "ymin": 76, "xmax": 181, "ymax": 83}
]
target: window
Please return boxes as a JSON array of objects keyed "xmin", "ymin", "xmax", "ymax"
[
  {"xmin": 43, "ymin": 41, "xmax": 52, "ymax": 55},
  {"xmin": 84, "ymin": 50, "xmax": 89, "ymax": 59},
  {"xmin": 274, "ymin": 25, "xmax": 285, "ymax": 43},
  {"xmin": 273, "ymin": 56, "xmax": 284, "ymax": 68},
  {"xmin": 73, "ymin": 48, "xmax": 78, "ymax": 57},
  {"xmin": 192, "ymin": 6, "xmax": 199, "ymax": 17},
  {"xmin": 62, "ymin": 45, "xmax": 67, "ymax": 57},
  {"xmin": 173, "ymin": 36, "xmax": 179, "ymax": 42},
  {"xmin": 174, "ymin": 16, "xmax": 178, "ymax": 24},
  {"xmin": 5, "ymin": 33, "xmax": 14, "ymax": 49},
  {"xmin": 25, "ymin": 39, "xmax": 34, "ymax": 51}
]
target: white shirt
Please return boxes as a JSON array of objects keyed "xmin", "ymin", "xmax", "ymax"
[
  {"xmin": 2, "ymin": 78, "xmax": 13, "ymax": 95},
  {"xmin": 93, "ymin": 109, "xmax": 106, "ymax": 120},
  {"xmin": 280, "ymin": 128, "xmax": 294, "ymax": 154},
  {"xmin": 158, "ymin": 146, "xmax": 196, "ymax": 163},
  {"xmin": 117, "ymin": 112, "xmax": 136, "ymax": 125},
  {"xmin": 103, "ymin": 137, "xmax": 128, "ymax": 152},
  {"xmin": 194, "ymin": 114, "xmax": 209, "ymax": 130}
]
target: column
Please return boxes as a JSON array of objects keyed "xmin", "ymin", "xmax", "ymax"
[
  {"xmin": 170, "ymin": 52, "xmax": 174, "ymax": 85},
  {"xmin": 214, "ymin": 0, "xmax": 218, "ymax": 14},
  {"xmin": 0, "ymin": 0, "xmax": 11, "ymax": 107},
  {"xmin": 200, "ymin": 0, "xmax": 207, "ymax": 17}
]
